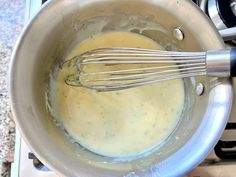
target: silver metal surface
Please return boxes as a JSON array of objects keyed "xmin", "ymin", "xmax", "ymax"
[
  {"xmin": 204, "ymin": 0, "xmax": 236, "ymax": 41},
  {"xmin": 219, "ymin": 27, "xmax": 236, "ymax": 41},
  {"xmin": 173, "ymin": 0, "xmax": 236, "ymax": 42},
  {"xmin": 196, "ymin": 83, "xmax": 205, "ymax": 96},
  {"xmin": 231, "ymin": 0, "xmax": 236, "ymax": 16},
  {"xmin": 24, "ymin": 0, "xmax": 42, "ymax": 24},
  {"xmin": 65, "ymin": 48, "xmax": 233, "ymax": 92},
  {"xmin": 10, "ymin": 129, "xmax": 21, "ymax": 177},
  {"xmin": 11, "ymin": 130, "xmax": 59, "ymax": 177},
  {"xmin": 208, "ymin": 0, "xmax": 227, "ymax": 30},
  {"xmin": 173, "ymin": 28, "xmax": 184, "ymax": 41},
  {"xmin": 11, "ymin": 1, "xmax": 58, "ymax": 176},
  {"xmin": 199, "ymin": 0, "xmax": 208, "ymax": 12},
  {"xmin": 206, "ymin": 49, "xmax": 231, "ymax": 76},
  {"xmin": 65, "ymin": 48, "xmax": 207, "ymax": 91},
  {"xmin": 9, "ymin": 0, "xmax": 232, "ymax": 177}
]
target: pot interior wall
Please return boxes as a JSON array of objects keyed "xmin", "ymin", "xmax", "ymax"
[{"xmin": 12, "ymin": 0, "xmax": 230, "ymax": 176}]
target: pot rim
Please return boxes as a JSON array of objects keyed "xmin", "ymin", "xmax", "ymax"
[{"xmin": 9, "ymin": 0, "xmax": 233, "ymax": 176}]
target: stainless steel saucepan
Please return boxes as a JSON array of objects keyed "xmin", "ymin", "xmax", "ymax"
[{"xmin": 9, "ymin": 0, "xmax": 233, "ymax": 176}]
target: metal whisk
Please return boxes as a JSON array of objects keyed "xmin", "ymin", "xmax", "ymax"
[{"xmin": 63, "ymin": 47, "xmax": 236, "ymax": 92}]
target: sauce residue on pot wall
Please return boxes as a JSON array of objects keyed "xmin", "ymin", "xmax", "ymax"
[{"xmin": 49, "ymin": 31, "xmax": 185, "ymax": 157}]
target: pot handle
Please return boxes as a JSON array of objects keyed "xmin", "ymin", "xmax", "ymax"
[{"xmin": 230, "ymin": 48, "xmax": 236, "ymax": 77}]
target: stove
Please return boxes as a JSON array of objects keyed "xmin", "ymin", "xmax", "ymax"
[{"xmin": 10, "ymin": 0, "xmax": 236, "ymax": 177}]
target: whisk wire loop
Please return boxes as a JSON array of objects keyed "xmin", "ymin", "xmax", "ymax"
[{"xmin": 63, "ymin": 48, "xmax": 209, "ymax": 91}]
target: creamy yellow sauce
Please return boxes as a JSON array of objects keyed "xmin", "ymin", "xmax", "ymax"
[{"xmin": 53, "ymin": 32, "xmax": 185, "ymax": 157}]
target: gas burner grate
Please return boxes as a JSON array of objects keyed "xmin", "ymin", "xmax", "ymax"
[{"xmin": 215, "ymin": 123, "xmax": 236, "ymax": 159}]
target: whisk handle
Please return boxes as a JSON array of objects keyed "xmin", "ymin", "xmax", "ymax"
[
  {"xmin": 206, "ymin": 49, "xmax": 231, "ymax": 77},
  {"xmin": 230, "ymin": 48, "xmax": 236, "ymax": 77},
  {"xmin": 206, "ymin": 48, "xmax": 236, "ymax": 77}
]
